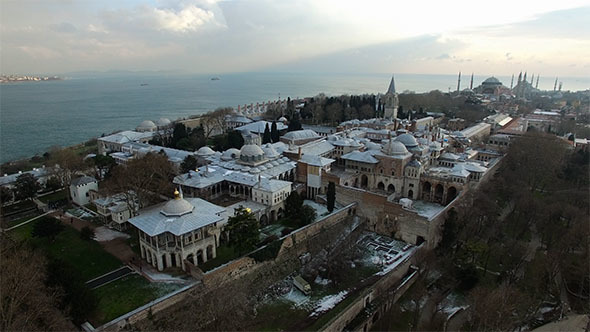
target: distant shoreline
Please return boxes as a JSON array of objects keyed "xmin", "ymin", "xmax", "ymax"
[{"xmin": 0, "ymin": 75, "xmax": 63, "ymax": 83}]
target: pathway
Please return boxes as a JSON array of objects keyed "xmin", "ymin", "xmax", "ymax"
[
  {"xmin": 3, "ymin": 210, "xmax": 55, "ymax": 231},
  {"xmin": 86, "ymin": 266, "xmax": 134, "ymax": 289}
]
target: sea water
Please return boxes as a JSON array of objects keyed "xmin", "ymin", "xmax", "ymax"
[{"xmin": 1, "ymin": 72, "xmax": 588, "ymax": 163}]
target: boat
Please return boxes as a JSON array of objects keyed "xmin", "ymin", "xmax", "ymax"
[
  {"xmin": 210, "ymin": 77, "xmax": 220, "ymax": 81},
  {"xmin": 140, "ymin": 83, "xmax": 149, "ymax": 86}
]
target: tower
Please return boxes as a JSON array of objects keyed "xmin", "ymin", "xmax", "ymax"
[
  {"xmin": 383, "ymin": 75, "xmax": 399, "ymax": 120},
  {"xmin": 457, "ymin": 71, "xmax": 461, "ymax": 92},
  {"xmin": 554, "ymin": 77, "xmax": 558, "ymax": 91},
  {"xmin": 558, "ymin": 82, "xmax": 562, "ymax": 91},
  {"xmin": 523, "ymin": 71, "xmax": 527, "ymax": 83},
  {"xmin": 530, "ymin": 73, "xmax": 534, "ymax": 86},
  {"xmin": 517, "ymin": 72, "xmax": 522, "ymax": 85},
  {"xmin": 470, "ymin": 73, "xmax": 474, "ymax": 90},
  {"xmin": 535, "ymin": 75, "xmax": 539, "ymax": 89},
  {"xmin": 510, "ymin": 74, "xmax": 514, "ymax": 89}
]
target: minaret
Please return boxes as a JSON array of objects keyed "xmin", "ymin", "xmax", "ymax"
[
  {"xmin": 383, "ymin": 74, "xmax": 398, "ymax": 120},
  {"xmin": 517, "ymin": 72, "xmax": 522, "ymax": 85},
  {"xmin": 554, "ymin": 77, "xmax": 558, "ymax": 91},
  {"xmin": 523, "ymin": 71, "xmax": 527, "ymax": 83},
  {"xmin": 457, "ymin": 71, "xmax": 461, "ymax": 92},
  {"xmin": 535, "ymin": 75, "xmax": 539, "ymax": 89},
  {"xmin": 558, "ymin": 82, "xmax": 562, "ymax": 91},
  {"xmin": 510, "ymin": 74, "xmax": 514, "ymax": 89},
  {"xmin": 530, "ymin": 73, "xmax": 534, "ymax": 86},
  {"xmin": 470, "ymin": 73, "xmax": 474, "ymax": 90}
]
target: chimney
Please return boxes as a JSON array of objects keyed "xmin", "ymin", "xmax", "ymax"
[{"xmin": 298, "ymin": 147, "xmax": 302, "ymax": 159}]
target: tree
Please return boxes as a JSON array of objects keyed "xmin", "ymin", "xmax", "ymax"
[
  {"xmin": 15, "ymin": 173, "xmax": 40, "ymax": 201},
  {"xmin": 93, "ymin": 155, "xmax": 116, "ymax": 180},
  {"xmin": 0, "ymin": 240, "xmax": 74, "ymax": 331},
  {"xmin": 287, "ymin": 113, "xmax": 303, "ymax": 132},
  {"xmin": 271, "ymin": 121, "xmax": 279, "ymax": 143},
  {"xmin": 327, "ymin": 182, "xmax": 336, "ymax": 213},
  {"xmin": 0, "ymin": 186, "xmax": 13, "ymax": 204},
  {"xmin": 227, "ymin": 206, "xmax": 260, "ymax": 254},
  {"xmin": 103, "ymin": 153, "xmax": 174, "ymax": 212},
  {"xmin": 263, "ymin": 123, "xmax": 271, "ymax": 144},
  {"xmin": 284, "ymin": 191, "xmax": 303, "ymax": 219},
  {"xmin": 200, "ymin": 107, "xmax": 232, "ymax": 138},
  {"xmin": 49, "ymin": 147, "xmax": 85, "ymax": 204},
  {"xmin": 32, "ymin": 217, "xmax": 64, "ymax": 242},
  {"xmin": 299, "ymin": 205, "xmax": 317, "ymax": 226},
  {"xmin": 171, "ymin": 123, "xmax": 189, "ymax": 148},
  {"xmin": 180, "ymin": 155, "xmax": 198, "ymax": 174},
  {"xmin": 227, "ymin": 130, "xmax": 244, "ymax": 149},
  {"xmin": 80, "ymin": 226, "xmax": 95, "ymax": 241},
  {"xmin": 44, "ymin": 176, "xmax": 62, "ymax": 191}
]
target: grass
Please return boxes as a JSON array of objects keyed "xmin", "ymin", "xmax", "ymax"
[
  {"xmin": 1, "ymin": 199, "xmax": 36, "ymax": 215},
  {"xmin": 250, "ymin": 300, "xmax": 310, "ymax": 331},
  {"xmin": 1, "ymin": 211, "xmax": 42, "ymax": 228},
  {"xmin": 90, "ymin": 274, "xmax": 182, "ymax": 326},
  {"xmin": 38, "ymin": 189, "xmax": 67, "ymax": 203},
  {"xmin": 19, "ymin": 223, "xmax": 123, "ymax": 281},
  {"xmin": 199, "ymin": 244, "xmax": 241, "ymax": 272}
]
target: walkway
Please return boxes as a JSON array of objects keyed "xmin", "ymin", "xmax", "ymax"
[
  {"xmin": 86, "ymin": 266, "xmax": 134, "ymax": 289},
  {"xmin": 3, "ymin": 210, "xmax": 55, "ymax": 231}
]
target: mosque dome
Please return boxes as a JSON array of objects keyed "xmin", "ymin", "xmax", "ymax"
[
  {"xmin": 262, "ymin": 144, "xmax": 279, "ymax": 159},
  {"xmin": 196, "ymin": 146, "xmax": 215, "ymax": 156},
  {"xmin": 483, "ymin": 77, "xmax": 501, "ymax": 84},
  {"xmin": 161, "ymin": 190, "xmax": 194, "ymax": 217},
  {"xmin": 221, "ymin": 148, "xmax": 241, "ymax": 161},
  {"xmin": 240, "ymin": 144, "xmax": 264, "ymax": 157},
  {"xmin": 395, "ymin": 133, "xmax": 419, "ymax": 148},
  {"xmin": 136, "ymin": 120, "xmax": 157, "ymax": 132},
  {"xmin": 156, "ymin": 118, "xmax": 171, "ymax": 126},
  {"xmin": 382, "ymin": 140, "xmax": 408, "ymax": 156}
]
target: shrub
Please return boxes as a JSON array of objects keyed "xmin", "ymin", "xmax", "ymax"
[{"xmin": 80, "ymin": 226, "xmax": 95, "ymax": 241}]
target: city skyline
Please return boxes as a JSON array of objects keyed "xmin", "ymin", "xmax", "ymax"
[{"xmin": 1, "ymin": 0, "xmax": 589, "ymax": 76}]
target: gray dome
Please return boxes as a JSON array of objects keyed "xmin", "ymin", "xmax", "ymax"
[
  {"xmin": 156, "ymin": 118, "xmax": 171, "ymax": 126},
  {"xmin": 161, "ymin": 192, "xmax": 194, "ymax": 217},
  {"xmin": 240, "ymin": 144, "xmax": 264, "ymax": 157},
  {"xmin": 136, "ymin": 120, "xmax": 157, "ymax": 131},
  {"xmin": 196, "ymin": 146, "xmax": 215, "ymax": 156},
  {"xmin": 262, "ymin": 144, "xmax": 279, "ymax": 158},
  {"xmin": 482, "ymin": 77, "xmax": 502, "ymax": 85},
  {"xmin": 221, "ymin": 148, "xmax": 240, "ymax": 161},
  {"xmin": 382, "ymin": 140, "xmax": 408, "ymax": 155},
  {"xmin": 396, "ymin": 133, "xmax": 418, "ymax": 148}
]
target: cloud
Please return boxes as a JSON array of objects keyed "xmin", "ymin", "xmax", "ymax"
[
  {"xmin": 436, "ymin": 53, "xmax": 451, "ymax": 59},
  {"xmin": 49, "ymin": 22, "xmax": 77, "ymax": 33}
]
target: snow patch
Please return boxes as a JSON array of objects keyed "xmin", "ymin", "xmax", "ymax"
[
  {"xmin": 311, "ymin": 291, "xmax": 348, "ymax": 316},
  {"xmin": 143, "ymin": 269, "xmax": 186, "ymax": 282},
  {"xmin": 93, "ymin": 226, "xmax": 130, "ymax": 242},
  {"xmin": 314, "ymin": 276, "xmax": 331, "ymax": 286},
  {"xmin": 303, "ymin": 200, "xmax": 328, "ymax": 220},
  {"xmin": 283, "ymin": 288, "xmax": 310, "ymax": 307}
]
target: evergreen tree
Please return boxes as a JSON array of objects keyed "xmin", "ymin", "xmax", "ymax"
[
  {"xmin": 263, "ymin": 123, "xmax": 271, "ymax": 144},
  {"xmin": 15, "ymin": 173, "xmax": 40, "ymax": 201},
  {"xmin": 299, "ymin": 205, "xmax": 316, "ymax": 227},
  {"xmin": 327, "ymin": 182, "xmax": 336, "ymax": 213},
  {"xmin": 32, "ymin": 217, "xmax": 64, "ymax": 242},
  {"xmin": 284, "ymin": 191, "xmax": 303, "ymax": 219},
  {"xmin": 227, "ymin": 206, "xmax": 260, "ymax": 254},
  {"xmin": 180, "ymin": 155, "xmax": 198, "ymax": 174},
  {"xmin": 288, "ymin": 114, "xmax": 303, "ymax": 132},
  {"xmin": 271, "ymin": 121, "xmax": 279, "ymax": 143}
]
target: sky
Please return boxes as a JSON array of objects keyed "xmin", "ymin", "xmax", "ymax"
[{"xmin": 1, "ymin": 0, "xmax": 589, "ymax": 77}]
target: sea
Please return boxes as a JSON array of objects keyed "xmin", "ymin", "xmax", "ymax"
[{"xmin": 1, "ymin": 72, "xmax": 589, "ymax": 164}]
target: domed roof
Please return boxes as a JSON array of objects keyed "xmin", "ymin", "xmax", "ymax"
[
  {"xmin": 364, "ymin": 142, "xmax": 381, "ymax": 150},
  {"xmin": 262, "ymin": 144, "xmax": 279, "ymax": 158},
  {"xmin": 395, "ymin": 133, "xmax": 418, "ymax": 147},
  {"xmin": 278, "ymin": 116, "xmax": 288, "ymax": 122},
  {"xmin": 240, "ymin": 144, "xmax": 264, "ymax": 157},
  {"xmin": 407, "ymin": 159, "xmax": 422, "ymax": 168},
  {"xmin": 137, "ymin": 120, "xmax": 157, "ymax": 130},
  {"xmin": 156, "ymin": 118, "xmax": 171, "ymax": 126},
  {"xmin": 221, "ymin": 148, "xmax": 240, "ymax": 161},
  {"xmin": 382, "ymin": 140, "xmax": 409, "ymax": 155},
  {"xmin": 161, "ymin": 190, "xmax": 194, "ymax": 217},
  {"xmin": 196, "ymin": 146, "xmax": 215, "ymax": 156},
  {"xmin": 482, "ymin": 77, "xmax": 502, "ymax": 85}
]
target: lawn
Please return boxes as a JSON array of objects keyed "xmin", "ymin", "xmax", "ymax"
[
  {"xmin": 1, "ymin": 211, "xmax": 41, "ymax": 228},
  {"xmin": 38, "ymin": 189, "xmax": 67, "ymax": 203},
  {"xmin": 198, "ymin": 244, "xmax": 241, "ymax": 272},
  {"xmin": 90, "ymin": 274, "xmax": 182, "ymax": 326},
  {"xmin": 15, "ymin": 222, "xmax": 123, "ymax": 281},
  {"xmin": 1, "ymin": 199, "xmax": 36, "ymax": 215},
  {"xmin": 248, "ymin": 300, "xmax": 310, "ymax": 331}
]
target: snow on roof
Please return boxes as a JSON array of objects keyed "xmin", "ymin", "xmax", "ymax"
[
  {"xmin": 99, "ymin": 130, "xmax": 154, "ymax": 145},
  {"xmin": 0, "ymin": 167, "xmax": 51, "ymax": 186},
  {"xmin": 288, "ymin": 140, "xmax": 335, "ymax": 156},
  {"xmin": 299, "ymin": 154, "xmax": 335, "ymax": 167},
  {"xmin": 341, "ymin": 151, "xmax": 379, "ymax": 164},
  {"xmin": 235, "ymin": 120, "xmax": 287, "ymax": 134},
  {"xmin": 459, "ymin": 123, "xmax": 491, "ymax": 138},
  {"xmin": 71, "ymin": 175, "xmax": 97, "ymax": 186},
  {"xmin": 282, "ymin": 129, "xmax": 319, "ymax": 140},
  {"xmin": 128, "ymin": 197, "xmax": 225, "ymax": 237},
  {"xmin": 255, "ymin": 178, "xmax": 291, "ymax": 192}
]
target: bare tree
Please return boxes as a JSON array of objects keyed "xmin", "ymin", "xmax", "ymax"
[
  {"xmin": 49, "ymin": 147, "xmax": 86, "ymax": 203},
  {"xmin": 0, "ymin": 238, "xmax": 74, "ymax": 331},
  {"xmin": 102, "ymin": 153, "xmax": 175, "ymax": 213},
  {"xmin": 200, "ymin": 107, "xmax": 233, "ymax": 138}
]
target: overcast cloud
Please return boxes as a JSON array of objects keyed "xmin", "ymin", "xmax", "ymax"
[{"xmin": 1, "ymin": 0, "xmax": 589, "ymax": 76}]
